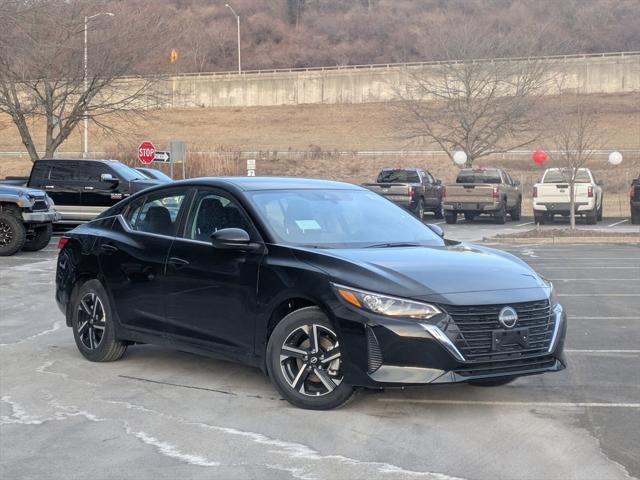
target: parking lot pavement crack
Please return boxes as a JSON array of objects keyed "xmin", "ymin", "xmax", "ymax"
[
  {"xmin": 0, "ymin": 320, "xmax": 65, "ymax": 347},
  {"xmin": 102, "ymin": 399, "xmax": 469, "ymax": 480}
]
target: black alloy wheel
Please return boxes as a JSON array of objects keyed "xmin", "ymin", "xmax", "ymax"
[
  {"xmin": 0, "ymin": 212, "xmax": 26, "ymax": 256},
  {"xmin": 415, "ymin": 199, "xmax": 425, "ymax": 220},
  {"xmin": 267, "ymin": 307, "xmax": 354, "ymax": 409},
  {"xmin": 71, "ymin": 280, "xmax": 127, "ymax": 362}
]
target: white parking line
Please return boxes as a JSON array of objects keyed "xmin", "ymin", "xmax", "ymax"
[
  {"xmin": 608, "ymin": 219, "xmax": 629, "ymax": 227},
  {"xmin": 516, "ymin": 221, "xmax": 534, "ymax": 227},
  {"xmin": 558, "ymin": 293, "xmax": 640, "ymax": 297},
  {"xmin": 569, "ymin": 316, "xmax": 640, "ymax": 320},
  {"xmin": 565, "ymin": 349, "xmax": 640, "ymax": 354},
  {"xmin": 378, "ymin": 399, "xmax": 640, "ymax": 408},
  {"xmin": 536, "ymin": 266, "xmax": 639, "ymax": 269},
  {"xmin": 433, "ymin": 221, "xmax": 445, "ymax": 225}
]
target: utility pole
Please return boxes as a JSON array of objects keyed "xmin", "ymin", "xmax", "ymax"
[
  {"xmin": 83, "ymin": 12, "xmax": 114, "ymax": 159},
  {"xmin": 225, "ymin": 3, "xmax": 241, "ymax": 74}
]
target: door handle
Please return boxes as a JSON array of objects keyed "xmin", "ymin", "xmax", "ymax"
[
  {"xmin": 44, "ymin": 185, "xmax": 54, "ymax": 189},
  {"xmin": 84, "ymin": 186, "xmax": 95, "ymax": 190},
  {"xmin": 168, "ymin": 257, "xmax": 190, "ymax": 269},
  {"xmin": 100, "ymin": 244, "xmax": 118, "ymax": 254}
]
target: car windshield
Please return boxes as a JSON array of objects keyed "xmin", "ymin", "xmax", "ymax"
[
  {"xmin": 109, "ymin": 162, "xmax": 144, "ymax": 181},
  {"xmin": 247, "ymin": 189, "xmax": 444, "ymax": 248},
  {"xmin": 377, "ymin": 170, "xmax": 420, "ymax": 183},
  {"xmin": 543, "ymin": 170, "xmax": 591, "ymax": 183},
  {"xmin": 456, "ymin": 170, "xmax": 502, "ymax": 184}
]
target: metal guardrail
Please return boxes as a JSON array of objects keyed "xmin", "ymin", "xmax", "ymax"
[{"xmin": 117, "ymin": 51, "xmax": 640, "ymax": 81}]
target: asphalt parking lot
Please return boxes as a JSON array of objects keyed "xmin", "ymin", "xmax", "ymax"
[{"xmin": 1, "ymin": 223, "xmax": 639, "ymax": 480}]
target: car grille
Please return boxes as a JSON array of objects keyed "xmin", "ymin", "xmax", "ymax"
[
  {"xmin": 31, "ymin": 199, "xmax": 48, "ymax": 211},
  {"xmin": 453, "ymin": 355, "xmax": 558, "ymax": 377},
  {"xmin": 441, "ymin": 299, "xmax": 554, "ymax": 363}
]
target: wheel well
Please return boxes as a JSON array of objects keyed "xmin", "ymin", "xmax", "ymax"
[
  {"xmin": 65, "ymin": 274, "xmax": 99, "ymax": 327},
  {"xmin": 266, "ymin": 297, "xmax": 317, "ymax": 340},
  {"xmin": 0, "ymin": 202, "xmax": 22, "ymax": 217}
]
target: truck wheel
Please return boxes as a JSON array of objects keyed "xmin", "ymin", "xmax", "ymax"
[
  {"xmin": 0, "ymin": 212, "xmax": 26, "ymax": 256},
  {"xmin": 586, "ymin": 208, "xmax": 597, "ymax": 225},
  {"xmin": 415, "ymin": 199, "xmax": 425, "ymax": 220},
  {"xmin": 445, "ymin": 212, "xmax": 457, "ymax": 224},
  {"xmin": 597, "ymin": 197, "xmax": 603, "ymax": 221},
  {"xmin": 534, "ymin": 213, "xmax": 546, "ymax": 225},
  {"xmin": 22, "ymin": 224, "xmax": 53, "ymax": 252},
  {"xmin": 510, "ymin": 199, "xmax": 522, "ymax": 221},
  {"xmin": 464, "ymin": 213, "xmax": 475, "ymax": 222},
  {"xmin": 434, "ymin": 204, "xmax": 444, "ymax": 219},
  {"xmin": 631, "ymin": 209, "xmax": 640, "ymax": 225},
  {"xmin": 494, "ymin": 202, "xmax": 506, "ymax": 225}
]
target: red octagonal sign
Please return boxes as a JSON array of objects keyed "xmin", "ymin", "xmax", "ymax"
[{"xmin": 137, "ymin": 141, "xmax": 156, "ymax": 164}]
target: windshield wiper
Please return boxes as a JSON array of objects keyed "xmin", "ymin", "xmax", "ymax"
[{"xmin": 365, "ymin": 242, "xmax": 423, "ymax": 248}]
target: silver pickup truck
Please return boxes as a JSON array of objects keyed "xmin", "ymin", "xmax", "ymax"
[{"xmin": 0, "ymin": 184, "xmax": 61, "ymax": 255}]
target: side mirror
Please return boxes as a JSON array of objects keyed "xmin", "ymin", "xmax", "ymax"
[
  {"xmin": 427, "ymin": 223, "xmax": 445, "ymax": 238},
  {"xmin": 210, "ymin": 228, "xmax": 260, "ymax": 251},
  {"xmin": 101, "ymin": 173, "xmax": 119, "ymax": 184}
]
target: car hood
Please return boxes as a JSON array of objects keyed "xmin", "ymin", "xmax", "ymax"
[
  {"xmin": 0, "ymin": 185, "xmax": 46, "ymax": 197},
  {"xmin": 292, "ymin": 243, "xmax": 550, "ymax": 305},
  {"xmin": 129, "ymin": 179, "xmax": 162, "ymax": 192}
]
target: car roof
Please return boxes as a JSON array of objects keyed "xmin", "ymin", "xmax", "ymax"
[
  {"xmin": 36, "ymin": 158, "xmax": 120, "ymax": 165},
  {"xmin": 172, "ymin": 177, "xmax": 363, "ymax": 191}
]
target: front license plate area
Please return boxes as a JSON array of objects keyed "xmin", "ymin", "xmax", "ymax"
[{"xmin": 492, "ymin": 328, "xmax": 530, "ymax": 351}]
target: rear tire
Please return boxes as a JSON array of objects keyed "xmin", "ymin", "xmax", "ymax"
[
  {"xmin": 22, "ymin": 224, "xmax": 52, "ymax": 252},
  {"xmin": 534, "ymin": 213, "xmax": 546, "ymax": 225},
  {"xmin": 469, "ymin": 377, "xmax": 518, "ymax": 387},
  {"xmin": 586, "ymin": 207, "xmax": 597, "ymax": 225},
  {"xmin": 445, "ymin": 212, "xmax": 457, "ymax": 224},
  {"xmin": 597, "ymin": 197, "xmax": 603, "ymax": 221},
  {"xmin": 266, "ymin": 307, "xmax": 354, "ymax": 410},
  {"xmin": 494, "ymin": 202, "xmax": 506, "ymax": 225},
  {"xmin": 632, "ymin": 209, "xmax": 640, "ymax": 225},
  {"xmin": 510, "ymin": 198, "xmax": 522, "ymax": 221},
  {"xmin": 433, "ymin": 204, "xmax": 444, "ymax": 219},
  {"xmin": 71, "ymin": 279, "xmax": 127, "ymax": 362},
  {"xmin": 0, "ymin": 212, "xmax": 26, "ymax": 256},
  {"xmin": 414, "ymin": 198, "xmax": 425, "ymax": 220}
]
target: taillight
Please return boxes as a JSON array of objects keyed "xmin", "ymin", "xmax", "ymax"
[
  {"xmin": 492, "ymin": 186, "xmax": 500, "ymax": 198},
  {"xmin": 443, "ymin": 186, "xmax": 447, "ymax": 198},
  {"xmin": 57, "ymin": 237, "xmax": 69, "ymax": 249},
  {"xmin": 631, "ymin": 187, "xmax": 635, "ymax": 198},
  {"xmin": 407, "ymin": 187, "xmax": 414, "ymax": 198},
  {"xmin": 533, "ymin": 186, "xmax": 538, "ymax": 198},
  {"xmin": 588, "ymin": 186, "xmax": 593, "ymax": 198}
]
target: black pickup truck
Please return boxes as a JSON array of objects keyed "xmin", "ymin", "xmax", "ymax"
[
  {"xmin": 362, "ymin": 168, "xmax": 444, "ymax": 219},
  {"xmin": 1, "ymin": 159, "xmax": 161, "ymax": 224},
  {"xmin": 631, "ymin": 176, "xmax": 640, "ymax": 224}
]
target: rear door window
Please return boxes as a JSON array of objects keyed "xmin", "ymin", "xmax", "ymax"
[
  {"xmin": 124, "ymin": 190, "xmax": 188, "ymax": 236},
  {"xmin": 377, "ymin": 170, "xmax": 420, "ymax": 183}
]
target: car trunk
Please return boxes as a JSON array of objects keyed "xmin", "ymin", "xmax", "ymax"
[
  {"xmin": 362, "ymin": 183, "xmax": 413, "ymax": 202},
  {"xmin": 445, "ymin": 184, "xmax": 495, "ymax": 203},
  {"xmin": 537, "ymin": 183, "xmax": 591, "ymax": 203}
]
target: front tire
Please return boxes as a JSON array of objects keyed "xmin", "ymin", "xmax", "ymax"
[
  {"xmin": 22, "ymin": 224, "xmax": 52, "ymax": 252},
  {"xmin": 597, "ymin": 197, "xmax": 603, "ymax": 221},
  {"xmin": 414, "ymin": 198, "xmax": 425, "ymax": 220},
  {"xmin": 71, "ymin": 280, "xmax": 127, "ymax": 362},
  {"xmin": 445, "ymin": 212, "xmax": 457, "ymax": 224},
  {"xmin": 433, "ymin": 204, "xmax": 444, "ymax": 219},
  {"xmin": 0, "ymin": 212, "xmax": 26, "ymax": 256},
  {"xmin": 266, "ymin": 307, "xmax": 354, "ymax": 410}
]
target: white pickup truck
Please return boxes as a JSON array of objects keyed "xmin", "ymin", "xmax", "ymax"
[{"xmin": 533, "ymin": 168, "xmax": 603, "ymax": 224}]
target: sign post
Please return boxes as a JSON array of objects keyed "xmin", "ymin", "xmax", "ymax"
[
  {"xmin": 137, "ymin": 141, "xmax": 156, "ymax": 165},
  {"xmin": 247, "ymin": 158, "xmax": 256, "ymax": 176}
]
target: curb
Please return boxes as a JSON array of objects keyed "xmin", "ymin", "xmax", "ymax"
[{"xmin": 483, "ymin": 236, "xmax": 640, "ymax": 244}]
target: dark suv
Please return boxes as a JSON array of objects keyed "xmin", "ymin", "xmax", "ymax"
[
  {"xmin": 631, "ymin": 176, "xmax": 640, "ymax": 225},
  {"xmin": 26, "ymin": 159, "xmax": 159, "ymax": 223}
]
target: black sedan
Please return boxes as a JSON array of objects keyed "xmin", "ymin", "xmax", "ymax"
[{"xmin": 55, "ymin": 177, "xmax": 567, "ymax": 409}]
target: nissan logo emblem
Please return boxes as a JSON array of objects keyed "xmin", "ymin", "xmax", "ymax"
[{"xmin": 498, "ymin": 306, "xmax": 518, "ymax": 329}]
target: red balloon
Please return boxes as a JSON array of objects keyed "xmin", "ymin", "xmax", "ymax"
[{"xmin": 532, "ymin": 150, "xmax": 548, "ymax": 165}]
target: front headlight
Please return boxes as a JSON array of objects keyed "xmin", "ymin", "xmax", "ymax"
[
  {"xmin": 333, "ymin": 284, "xmax": 441, "ymax": 320},
  {"xmin": 548, "ymin": 282, "xmax": 559, "ymax": 308}
]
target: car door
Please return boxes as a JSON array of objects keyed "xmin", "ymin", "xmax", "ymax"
[
  {"xmin": 421, "ymin": 171, "xmax": 439, "ymax": 208},
  {"xmin": 42, "ymin": 161, "xmax": 84, "ymax": 220},
  {"xmin": 164, "ymin": 187, "xmax": 265, "ymax": 355},
  {"xmin": 80, "ymin": 162, "xmax": 125, "ymax": 218},
  {"xmin": 502, "ymin": 171, "xmax": 516, "ymax": 208},
  {"xmin": 97, "ymin": 187, "xmax": 191, "ymax": 334}
]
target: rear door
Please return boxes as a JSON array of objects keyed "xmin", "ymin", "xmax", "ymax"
[
  {"xmin": 421, "ymin": 171, "xmax": 439, "ymax": 208},
  {"xmin": 41, "ymin": 161, "xmax": 84, "ymax": 220},
  {"xmin": 98, "ymin": 187, "xmax": 191, "ymax": 333}
]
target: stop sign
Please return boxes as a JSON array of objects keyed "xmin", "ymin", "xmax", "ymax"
[{"xmin": 137, "ymin": 141, "xmax": 156, "ymax": 164}]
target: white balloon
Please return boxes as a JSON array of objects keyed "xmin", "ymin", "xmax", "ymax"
[
  {"xmin": 608, "ymin": 151, "xmax": 623, "ymax": 166},
  {"xmin": 453, "ymin": 151, "xmax": 467, "ymax": 166}
]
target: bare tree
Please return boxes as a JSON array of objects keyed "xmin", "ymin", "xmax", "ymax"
[
  {"xmin": 0, "ymin": 0, "xmax": 166, "ymax": 162},
  {"xmin": 545, "ymin": 96, "xmax": 604, "ymax": 229},
  {"xmin": 392, "ymin": 23, "xmax": 560, "ymax": 167}
]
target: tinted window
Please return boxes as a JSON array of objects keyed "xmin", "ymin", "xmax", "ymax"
[
  {"xmin": 247, "ymin": 189, "xmax": 443, "ymax": 248},
  {"xmin": 424, "ymin": 172, "xmax": 435, "ymax": 184},
  {"xmin": 125, "ymin": 190, "xmax": 186, "ymax": 236},
  {"xmin": 109, "ymin": 162, "xmax": 145, "ymax": 181},
  {"xmin": 456, "ymin": 169, "xmax": 502, "ymax": 184},
  {"xmin": 377, "ymin": 170, "xmax": 420, "ymax": 183},
  {"xmin": 185, "ymin": 191, "xmax": 253, "ymax": 242},
  {"xmin": 29, "ymin": 162, "xmax": 49, "ymax": 187},
  {"xmin": 82, "ymin": 163, "xmax": 113, "ymax": 182},
  {"xmin": 543, "ymin": 170, "xmax": 591, "ymax": 183},
  {"xmin": 48, "ymin": 162, "xmax": 81, "ymax": 181}
]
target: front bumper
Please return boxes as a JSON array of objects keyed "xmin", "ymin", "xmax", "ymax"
[
  {"xmin": 22, "ymin": 208, "xmax": 61, "ymax": 224},
  {"xmin": 334, "ymin": 301, "xmax": 567, "ymax": 387}
]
